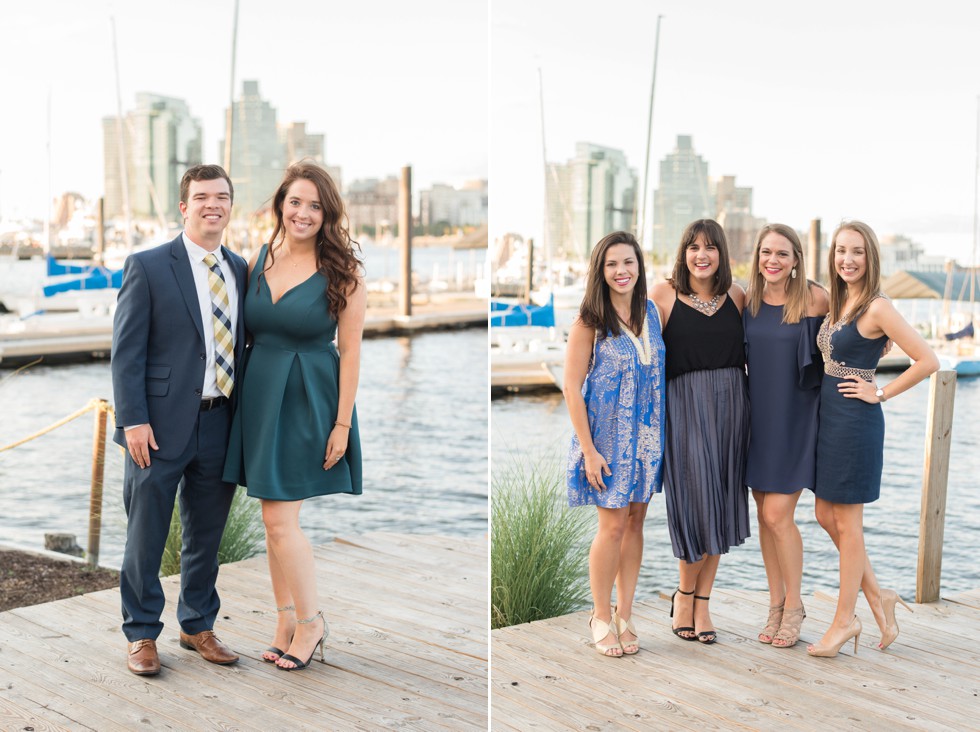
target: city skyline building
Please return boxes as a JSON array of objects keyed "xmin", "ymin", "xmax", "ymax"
[
  {"xmin": 546, "ymin": 142, "xmax": 637, "ymax": 259},
  {"xmin": 420, "ymin": 180, "xmax": 488, "ymax": 233},
  {"xmin": 651, "ymin": 135, "xmax": 712, "ymax": 257},
  {"xmin": 345, "ymin": 176, "xmax": 400, "ymax": 236},
  {"xmin": 102, "ymin": 93, "xmax": 203, "ymax": 226},
  {"xmin": 218, "ymin": 81, "xmax": 283, "ymax": 217}
]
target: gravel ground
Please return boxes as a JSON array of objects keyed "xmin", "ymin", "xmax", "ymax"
[{"xmin": 0, "ymin": 549, "xmax": 119, "ymax": 612}]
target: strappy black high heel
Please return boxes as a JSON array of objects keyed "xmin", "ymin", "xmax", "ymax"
[
  {"xmin": 670, "ymin": 588, "xmax": 696, "ymax": 641},
  {"xmin": 277, "ymin": 611, "xmax": 329, "ymax": 671},
  {"xmin": 263, "ymin": 604, "xmax": 295, "ymax": 663},
  {"xmin": 694, "ymin": 595, "xmax": 717, "ymax": 644}
]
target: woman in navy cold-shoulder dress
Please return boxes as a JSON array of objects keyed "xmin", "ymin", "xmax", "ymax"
[{"xmin": 743, "ymin": 224, "xmax": 828, "ymax": 649}]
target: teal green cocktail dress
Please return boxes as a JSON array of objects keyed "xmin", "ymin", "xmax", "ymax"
[{"xmin": 224, "ymin": 244, "xmax": 362, "ymax": 500}]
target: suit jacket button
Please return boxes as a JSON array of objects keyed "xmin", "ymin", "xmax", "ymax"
[
  {"xmin": 195, "ymin": 389, "xmax": 202, "ymax": 396},
  {"xmin": 200, "ymin": 353, "xmax": 206, "ymax": 360}
]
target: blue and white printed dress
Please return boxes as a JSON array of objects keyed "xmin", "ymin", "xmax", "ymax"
[{"xmin": 567, "ymin": 299, "xmax": 666, "ymax": 508}]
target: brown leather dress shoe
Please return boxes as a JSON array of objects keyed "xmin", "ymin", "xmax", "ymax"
[
  {"xmin": 179, "ymin": 629, "xmax": 239, "ymax": 665},
  {"xmin": 127, "ymin": 639, "xmax": 161, "ymax": 675}
]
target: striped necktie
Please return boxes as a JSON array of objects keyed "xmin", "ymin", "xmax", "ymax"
[{"xmin": 203, "ymin": 253, "xmax": 234, "ymax": 397}]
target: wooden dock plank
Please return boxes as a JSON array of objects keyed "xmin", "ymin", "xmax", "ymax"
[
  {"xmin": 0, "ymin": 533, "xmax": 487, "ymax": 731},
  {"xmin": 492, "ymin": 588, "xmax": 980, "ymax": 730}
]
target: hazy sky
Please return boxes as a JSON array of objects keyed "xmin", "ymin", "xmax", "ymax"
[
  {"xmin": 492, "ymin": 0, "xmax": 980, "ymax": 264},
  {"xmin": 0, "ymin": 0, "xmax": 488, "ymax": 221}
]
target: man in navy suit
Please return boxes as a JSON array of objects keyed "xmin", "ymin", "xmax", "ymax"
[{"xmin": 112, "ymin": 164, "xmax": 248, "ymax": 676}]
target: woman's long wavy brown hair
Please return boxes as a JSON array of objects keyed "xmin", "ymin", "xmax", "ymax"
[
  {"xmin": 579, "ymin": 231, "xmax": 647, "ymax": 339},
  {"xmin": 264, "ymin": 161, "xmax": 363, "ymax": 319}
]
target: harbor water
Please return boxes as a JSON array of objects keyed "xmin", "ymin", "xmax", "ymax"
[
  {"xmin": 492, "ymin": 372, "xmax": 980, "ymax": 599},
  {"xmin": 0, "ymin": 328, "xmax": 488, "ymax": 567}
]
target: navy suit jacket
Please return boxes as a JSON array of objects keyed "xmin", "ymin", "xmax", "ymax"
[{"xmin": 111, "ymin": 235, "xmax": 248, "ymax": 461}]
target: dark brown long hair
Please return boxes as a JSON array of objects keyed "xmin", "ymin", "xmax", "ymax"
[
  {"xmin": 264, "ymin": 161, "xmax": 362, "ymax": 319},
  {"xmin": 669, "ymin": 219, "xmax": 732, "ymax": 296},
  {"xmin": 579, "ymin": 231, "xmax": 647, "ymax": 339}
]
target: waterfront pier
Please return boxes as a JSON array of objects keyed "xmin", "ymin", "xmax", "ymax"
[
  {"xmin": 492, "ymin": 587, "xmax": 980, "ymax": 729},
  {"xmin": 0, "ymin": 532, "xmax": 487, "ymax": 730}
]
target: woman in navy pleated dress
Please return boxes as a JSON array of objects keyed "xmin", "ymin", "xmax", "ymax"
[
  {"xmin": 565, "ymin": 231, "xmax": 666, "ymax": 657},
  {"xmin": 651, "ymin": 219, "xmax": 750, "ymax": 645},
  {"xmin": 807, "ymin": 220, "xmax": 938, "ymax": 657},
  {"xmin": 743, "ymin": 224, "xmax": 828, "ymax": 648}
]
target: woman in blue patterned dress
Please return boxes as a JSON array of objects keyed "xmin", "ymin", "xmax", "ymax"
[
  {"xmin": 807, "ymin": 220, "xmax": 938, "ymax": 657},
  {"xmin": 565, "ymin": 231, "xmax": 666, "ymax": 657},
  {"xmin": 743, "ymin": 224, "xmax": 828, "ymax": 649}
]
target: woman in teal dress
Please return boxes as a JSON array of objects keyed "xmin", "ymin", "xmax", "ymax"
[{"xmin": 224, "ymin": 161, "xmax": 365, "ymax": 671}]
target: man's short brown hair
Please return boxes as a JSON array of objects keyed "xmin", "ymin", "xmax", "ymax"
[{"xmin": 179, "ymin": 164, "xmax": 234, "ymax": 205}]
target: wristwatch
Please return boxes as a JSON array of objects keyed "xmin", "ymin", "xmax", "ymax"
[{"xmin": 875, "ymin": 387, "xmax": 886, "ymax": 402}]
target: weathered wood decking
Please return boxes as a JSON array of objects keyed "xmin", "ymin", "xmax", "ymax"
[
  {"xmin": 492, "ymin": 588, "xmax": 980, "ymax": 730},
  {"xmin": 0, "ymin": 532, "xmax": 487, "ymax": 731}
]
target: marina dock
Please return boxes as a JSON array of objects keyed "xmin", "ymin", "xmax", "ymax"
[
  {"xmin": 491, "ymin": 587, "xmax": 980, "ymax": 730},
  {"xmin": 0, "ymin": 293, "xmax": 487, "ymax": 366},
  {"xmin": 0, "ymin": 532, "xmax": 488, "ymax": 731}
]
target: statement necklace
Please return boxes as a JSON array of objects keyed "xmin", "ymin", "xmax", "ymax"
[
  {"xmin": 618, "ymin": 314, "xmax": 652, "ymax": 365},
  {"xmin": 689, "ymin": 292, "xmax": 721, "ymax": 315}
]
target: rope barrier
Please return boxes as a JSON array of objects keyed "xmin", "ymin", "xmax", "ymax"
[{"xmin": 0, "ymin": 398, "xmax": 107, "ymax": 453}]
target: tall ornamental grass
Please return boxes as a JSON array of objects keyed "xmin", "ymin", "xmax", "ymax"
[
  {"xmin": 160, "ymin": 486, "xmax": 264, "ymax": 577},
  {"xmin": 491, "ymin": 453, "xmax": 593, "ymax": 629}
]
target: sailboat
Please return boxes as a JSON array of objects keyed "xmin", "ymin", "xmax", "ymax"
[{"xmin": 935, "ymin": 96, "xmax": 980, "ymax": 376}]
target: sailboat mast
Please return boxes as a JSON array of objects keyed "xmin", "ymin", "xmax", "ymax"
[
  {"xmin": 111, "ymin": 15, "xmax": 133, "ymax": 252},
  {"xmin": 538, "ymin": 66, "xmax": 549, "ymax": 289},
  {"xmin": 44, "ymin": 89, "xmax": 51, "ymax": 255},
  {"xmin": 223, "ymin": 0, "xmax": 239, "ymax": 177},
  {"xmin": 971, "ymin": 94, "xmax": 978, "ymax": 311},
  {"xmin": 637, "ymin": 14, "xmax": 663, "ymax": 257}
]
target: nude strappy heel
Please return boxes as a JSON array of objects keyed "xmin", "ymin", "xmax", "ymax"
[{"xmin": 589, "ymin": 609, "xmax": 622, "ymax": 657}]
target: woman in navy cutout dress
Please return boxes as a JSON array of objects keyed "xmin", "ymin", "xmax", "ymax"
[
  {"xmin": 565, "ymin": 231, "xmax": 666, "ymax": 657},
  {"xmin": 224, "ymin": 162, "xmax": 366, "ymax": 671},
  {"xmin": 807, "ymin": 220, "xmax": 938, "ymax": 658},
  {"xmin": 651, "ymin": 219, "xmax": 750, "ymax": 645},
  {"xmin": 743, "ymin": 224, "xmax": 828, "ymax": 649}
]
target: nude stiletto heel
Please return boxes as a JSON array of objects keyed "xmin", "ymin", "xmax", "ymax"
[
  {"xmin": 807, "ymin": 615, "xmax": 861, "ymax": 658},
  {"xmin": 878, "ymin": 589, "xmax": 913, "ymax": 650}
]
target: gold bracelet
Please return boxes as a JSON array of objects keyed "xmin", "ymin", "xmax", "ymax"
[{"xmin": 334, "ymin": 420, "xmax": 352, "ymax": 429}]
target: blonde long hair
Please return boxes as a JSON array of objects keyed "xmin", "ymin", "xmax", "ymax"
[
  {"xmin": 746, "ymin": 223, "xmax": 810, "ymax": 324},
  {"xmin": 827, "ymin": 220, "xmax": 882, "ymax": 323}
]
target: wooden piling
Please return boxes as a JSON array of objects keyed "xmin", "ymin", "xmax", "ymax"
[
  {"xmin": 399, "ymin": 165, "xmax": 413, "ymax": 317},
  {"xmin": 524, "ymin": 238, "xmax": 534, "ymax": 304},
  {"xmin": 916, "ymin": 369, "xmax": 956, "ymax": 603},
  {"xmin": 807, "ymin": 218, "xmax": 821, "ymax": 284},
  {"xmin": 87, "ymin": 399, "xmax": 108, "ymax": 568}
]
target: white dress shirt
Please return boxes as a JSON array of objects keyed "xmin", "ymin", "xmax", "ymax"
[{"xmin": 182, "ymin": 232, "xmax": 240, "ymax": 398}]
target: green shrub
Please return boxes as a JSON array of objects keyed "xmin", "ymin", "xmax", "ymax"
[
  {"xmin": 160, "ymin": 486, "xmax": 264, "ymax": 577},
  {"xmin": 491, "ymin": 453, "xmax": 594, "ymax": 629}
]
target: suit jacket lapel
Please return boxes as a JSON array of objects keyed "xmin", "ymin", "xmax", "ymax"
[{"xmin": 170, "ymin": 235, "xmax": 206, "ymax": 345}]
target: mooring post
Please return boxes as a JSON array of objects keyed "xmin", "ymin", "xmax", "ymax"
[
  {"xmin": 807, "ymin": 219, "xmax": 821, "ymax": 285},
  {"xmin": 87, "ymin": 399, "xmax": 108, "ymax": 568},
  {"xmin": 916, "ymin": 370, "xmax": 956, "ymax": 603},
  {"xmin": 525, "ymin": 238, "xmax": 534, "ymax": 304},
  {"xmin": 399, "ymin": 165, "xmax": 413, "ymax": 317}
]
